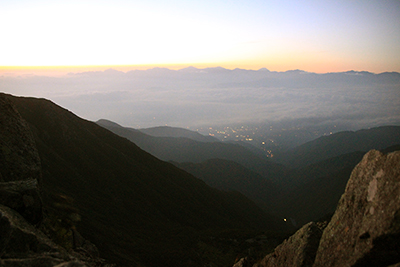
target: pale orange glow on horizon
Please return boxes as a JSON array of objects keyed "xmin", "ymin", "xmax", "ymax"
[
  {"xmin": 1, "ymin": 1, "xmax": 399, "ymax": 77},
  {"xmin": 1, "ymin": 60, "xmax": 396, "ymax": 78}
]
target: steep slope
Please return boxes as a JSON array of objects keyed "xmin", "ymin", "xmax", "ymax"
[
  {"xmin": 96, "ymin": 119, "xmax": 288, "ymax": 186},
  {"xmin": 173, "ymin": 159, "xmax": 279, "ymax": 211},
  {"xmin": 4, "ymin": 94, "xmax": 283, "ymax": 267},
  {"xmin": 275, "ymin": 126, "xmax": 400, "ymax": 168},
  {"xmin": 0, "ymin": 93, "xmax": 109, "ymax": 266}
]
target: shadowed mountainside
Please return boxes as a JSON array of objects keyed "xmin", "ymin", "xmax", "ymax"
[
  {"xmin": 173, "ymin": 159, "xmax": 278, "ymax": 211},
  {"xmin": 4, "ymin": 93, "xmax": 285, "ymax": 267},
  {"xmin": 0, "ymin": 93, "xmax": 112, "ymax": 266},
  {"xmin": 173, "ymin": 151, "xmax": 368, "ymax": 226},
  {"xmin": 274, "ymin": 126, "xmax": 400, "ymax": 168}
]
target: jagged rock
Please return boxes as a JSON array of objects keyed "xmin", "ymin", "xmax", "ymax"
[
  {"xmin": 0, "ymin": 204, "xmax": 66, "ymax": 258},
  {"xmin": 0, "ymin": 203, "xmax": 113, "ymax": 266},
  {"xmin": 0, "ymin": 203, "xmax": 76, "ymax": 267},
  {"xmin": 313, "ymin": 150, "xmax": 400, "ymax": 267},
  {"xmin": 0, "ymin": 94, "xmax": 43, "ymax": 224},
  {"xmin": 254, "ymin": 222, "xmax": 322, "ymax": 267}
]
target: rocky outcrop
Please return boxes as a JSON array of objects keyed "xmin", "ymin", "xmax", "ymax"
[
  {"xmin": 0, "ymin": 204, "xmax": 72, "ymax": 266},
  {"xmin": 0, "ymin": 178, "xmax": 43, "ymax": 226},
  {"xmin": 253, "ymin": 222, "xmax": 322, "ymax": 267},
  {"xmin": 0, "ymin": 202, "xmax": 109, "ymax": 266},
  {"xmin": 313, "ymin": 150, "xmax": 400, "ymax": 266},
  {"xmin": 248, "ymin": 149, "xmax": 400, "ymax": 267}
]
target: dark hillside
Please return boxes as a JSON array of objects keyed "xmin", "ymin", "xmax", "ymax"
[
  {"xmin": 173, "ymin": 159, "xmax": 279, "ymax": 211},
  {"xmin": 275, "ymin": 126, "xmax": 400, "ymax": 168},
  {"xmin": 175, "ymin": 151, "xmax": 367, "ymax": 227},
  {"xmin": 5, "ymin": 94, "xmax": 283, "ymax": 267}
]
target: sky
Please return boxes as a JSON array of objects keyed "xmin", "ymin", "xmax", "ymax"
[{"xmin": 1, "ymin": 0, "xmax": 400, "ymax": 74}]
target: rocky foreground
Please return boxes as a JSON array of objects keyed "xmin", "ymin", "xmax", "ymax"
[{"xmin": 235, "ymin": 149, "xmax": 400, "ymax": 267}]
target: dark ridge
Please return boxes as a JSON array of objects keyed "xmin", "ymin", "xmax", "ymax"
[{"xmin": 4, "ymin": 93, "xmax": 284, "ymax": 267}]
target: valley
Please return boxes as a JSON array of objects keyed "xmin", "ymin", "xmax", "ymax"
[
  {"xmin": 98, "ymin": 118, "xmax": 400, "ymax": 227},
  {"xmin": 1, "ymin": 92, "xmax": 399, "ymax": 266}
]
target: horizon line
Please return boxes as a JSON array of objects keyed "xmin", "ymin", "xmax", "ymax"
[{"xmin": 1, "ymin": 65, "xmax": 398, "ymax": 76}]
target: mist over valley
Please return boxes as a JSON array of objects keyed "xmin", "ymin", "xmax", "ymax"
[{"xmin": 2, "ymin": 67, "xmax": 399, "ymax": 135}]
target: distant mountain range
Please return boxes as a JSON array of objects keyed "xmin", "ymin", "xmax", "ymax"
[
  {"xmin": 4, "ymin": 94, "xmax": 284, "ymax": 267},
  {"xmin": 75, "ymin": 67, "xmax": 400, "ymax": 90}
]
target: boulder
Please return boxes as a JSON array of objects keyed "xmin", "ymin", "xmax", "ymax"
[
  {"xmin": 254, "ymin": 222, "xmax": 322, "ymax": 267},
  {"xmin": 313, "ymin": 150, "xmax": 400, "ymax": 267}
]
